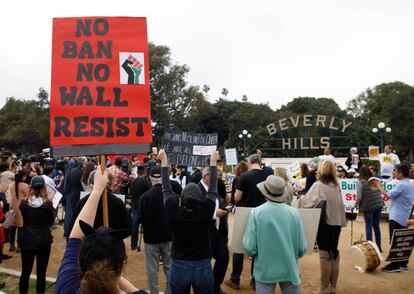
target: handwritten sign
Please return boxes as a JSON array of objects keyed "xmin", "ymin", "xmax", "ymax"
[
  {"xmin": 163, "ymin": 131, "xmax": 218, "ymax": 166},
  {"xmin": 386, "ymin": 229, "xmax": 414, "ymax": 262},
  {"xmin": 50, "ymin": 17, "xmax": 151, "ymax": 156},
  {"xmin": 225, "ymin": 148, "xmax": 238, "ymax": 166}
]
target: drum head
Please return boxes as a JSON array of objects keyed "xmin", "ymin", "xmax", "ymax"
[{"xmin": 351, "ymin": 245, "xmax": 368, "ymax": 273}]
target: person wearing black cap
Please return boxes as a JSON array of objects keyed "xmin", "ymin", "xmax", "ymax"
[
  {"xmin": 18, "ymin": 176, "xmax": 56, "ymax": 294},
  {"xmin": 158, "ymin": 149, "xmax": 220, "ymax": 294},
  {"xmin": 139, "ymin": 166, "xmax": 173, "ymax": 294},
  {"xmin": 55, "ymin": 167, "xmax": 145, "ymax": 294}
]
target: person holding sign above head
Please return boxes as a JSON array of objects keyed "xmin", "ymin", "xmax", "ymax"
[
  {"xmin": 379, "ymin": 145, "xmax": 400, "ymax": 179},
  {"xmin": 243, "ymin": 175, "xmax": 307, "ymax": 294},
  {"xmin": 296, "ymin": 160, "xmax": 346, "ymax": 294},
  {"xmin": 55, "ymin": 167, "xmax": 146, "ymax": 294},
  {"xmin": 158, "ymin": 149, "xmax": 220, "ymax": 294},
  {"xmin": 379, "ymin": 165, "xmax": 414, "ymax": 273}
]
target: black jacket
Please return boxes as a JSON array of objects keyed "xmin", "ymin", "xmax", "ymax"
[
  {"xmin": 130, "ymin": 176, "xmax": 151, "ymax": 211},
  {"xmin": 67, "ymin": 192, "xmax": 131, "ymax": 238},
  {"xmin": 19, "ymin": 200, "xmax": 55, "ymax": 250},
  {"xmin": 69, "ymin": 166, "xmax": 83, "ymax": 206},
  {"xmin": 139, "ymin": 184, "xmax": 172, "ymax": 244}
]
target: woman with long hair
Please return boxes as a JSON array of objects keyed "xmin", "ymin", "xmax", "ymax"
[
  {"xmin": 9, "ymin": 169, "xmax": 29, "ymax": 252},
  {"xmin": 55, "ymin": 167, "xmax": 143, "ymax": 294},
  {"xmin": 274, "ymin": 167, "xmax": 295, "ymax": 205},
  {"xmin": 230, "ymin": 161, "xmax": 248, "ymax": 205},
  {"xmin": 300, "ymin": 163, "xmax": 309, "ymax": 178},
  {"xmin": 298, "ymin": 160, "xmax": 346, "ymax": 294},
  {"xmin": 355, "ymin": 166, "xmax": 384, "ymax": 252},
  {"xmin": 19, "ymin": 176, "xmax": 55, "ymax": 294},
  {"xmin": 81, "ymin": 162, "xmax": 96, "ymax": 192}
]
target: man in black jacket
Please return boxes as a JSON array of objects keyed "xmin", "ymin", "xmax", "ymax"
[
  {"xmin": 139, "ymin": 166, "xmax": 172, "ymax": 294},
  {"xmin": 130, "ymin": 165, "xmax": 151, "ymax": 250}
]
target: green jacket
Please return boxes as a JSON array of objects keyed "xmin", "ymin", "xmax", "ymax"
[{"xmin": 243, "ymin": 202, "xmax": 307, "ymax": 285}]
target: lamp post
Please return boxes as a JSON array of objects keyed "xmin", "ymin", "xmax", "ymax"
[
  {"xmin": 238, "ymin": 129, "xmax": 252, "ymax": 159},
  {"xmin": 371, "ymin": 122, "xmax": 391, "ymax": 152}
]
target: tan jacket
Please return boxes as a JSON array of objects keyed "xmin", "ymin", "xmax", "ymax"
[{"xmin": 298, "ymin": 181, "xmax": 346, "ymax": 227}]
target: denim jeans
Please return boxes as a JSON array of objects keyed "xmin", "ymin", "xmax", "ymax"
[
  {"xmin": 131, "ymin": 209, "xmax": 140, "ymax": 249},
  {"xmin": 169, "ymin": 258, "xmax": 214, "ymax": 294},
  {"xmin": 256, "ymin": 281, "xmax": 301, "ymax": 294},
  {"xmin": 364, "ymin": 208, "xmax": 382, "ymax": 252},
  {"xmin": 144, "ymin": 242, "xmax": 172, "ymax": 294}
]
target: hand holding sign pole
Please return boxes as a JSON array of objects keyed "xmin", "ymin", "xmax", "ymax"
[{"xmin": 100, "ymin": 155, "xmax": 109, "ymax": 227}]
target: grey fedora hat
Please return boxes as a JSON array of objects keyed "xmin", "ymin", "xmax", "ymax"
[{"xmin": 257, "ymin": 175, "xmax": 287, "ymax": 203}]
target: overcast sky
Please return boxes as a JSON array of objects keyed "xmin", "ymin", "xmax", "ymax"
[{"xmin": 1, "ymin": 0, "xmax": 413, "ymax": 110}]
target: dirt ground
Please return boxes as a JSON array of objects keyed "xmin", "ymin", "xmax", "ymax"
[{"xmin": 1, "ymin": 215, "xmax": 413, "ymax": 294}]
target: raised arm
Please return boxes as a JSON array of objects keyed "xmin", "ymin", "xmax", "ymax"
[
  {"xmin": 69, "ymin": 167, "xmax": 108, "ymax": 240},
  {"xmin": 158, "ymin": 149, "xmax": 176, "ymax": 205},
  {"xmin": 206, "ymin": 151, "xmax": 220, "ymax": 203}
]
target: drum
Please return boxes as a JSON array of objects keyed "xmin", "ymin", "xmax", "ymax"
[{"xmin": 350, "ymin": 240, "xmax": 383, "ymax": 273}]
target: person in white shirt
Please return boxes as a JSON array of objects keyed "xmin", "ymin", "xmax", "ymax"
[
  {"xmin": 379, "ymin": 145, "xmax": 401, "ymax": 179},
  {"xmin": 319, "ymin": 148, "xmax": 336, "ymax": 164},
  {"xmin": 198, "ymin": 168, "xmax": 229, "ymax": 294}
]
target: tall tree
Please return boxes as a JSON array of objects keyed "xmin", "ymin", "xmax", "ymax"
[
  {"xmin": 148, "ymin": 43, "xmax": 206, "ymax": 145},
  {"xmin": 347, "ymin": 81, "xmax": 414, "ymax": 158},
  {"xmin": 221, "ymin": 88, "xmax": 229, "ymax": 98},
  {"xmin": 0, "ymin": 88, "xmax": 49, "ymax": 154}
]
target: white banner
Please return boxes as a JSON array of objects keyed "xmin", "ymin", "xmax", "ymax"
[
  {"xmin": 339, "ymin": 179, "xmax": 397, "ymax": 213},
  {"xmin": 230, "ymin": 207, "xmax": 320, "ymax": 255}
]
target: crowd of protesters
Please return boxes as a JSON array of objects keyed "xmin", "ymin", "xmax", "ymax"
[{"xmin": 0, "ymin": 145, "xmax": 413, "ymax": 293}]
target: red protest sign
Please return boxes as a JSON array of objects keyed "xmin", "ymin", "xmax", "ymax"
[{"xmin": 50, "ymin": 17, "xmax": 151, "ymax": 156}]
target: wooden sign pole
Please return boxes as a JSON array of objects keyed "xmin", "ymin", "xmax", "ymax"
[{"xmin": 100, "ymin": 155, "xmax": 109, "ymax": 227}]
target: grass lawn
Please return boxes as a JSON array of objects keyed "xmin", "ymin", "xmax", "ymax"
[{"xmin": 0, "ymin": 273, "xmax": 54, "ymax": 294}]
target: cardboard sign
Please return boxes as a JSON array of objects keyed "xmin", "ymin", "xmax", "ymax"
[
  {"xmin": 230, "ymin": 207, "xmax": 319, "ymax": 255},
  {"xmin": 369, "ymin": 146, "xmax": 380, "ymax": 160},
  {"xmin": 225, "ymin": 148, "xmax": 238, "ymax": 166},
  {"xmin": 339, "ymin": 179, "xmax": 396, "ymax": 213},
  {"xmin": 386, "ymin": 229, "xmax": 414, "ymax": 262},
  {"xmin": 231, "ymin": 207, "xmax": 252, "ymax": 254},
  {"xmin": 163, "ymin": 131, "xmax": 218, "ymax": 166},
  {"xmin": 50, "ymin": 17, "xmax": 152, "ymax": 156}
]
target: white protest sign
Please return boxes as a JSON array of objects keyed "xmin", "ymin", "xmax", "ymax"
[
  {"xmin": 80, "ymin": 191, "xmax": 125, "ymax": 203},
  {"xmin": 339, "ymin": 179, "xmax": 396, "ymax": 213},
  {"xmin": 298, "ymin": 208, "xmax": 321, "ymax": 255},
  {"xmin": 231, "ymin": 207, "xmax": 252, "ymax": 254},
  {"xmin": 46, "ymin": 183, "xmax": 63, "ymax": 209},
  {"xmin": 225, "ymin": 148, "xmax": 238, "ymax": 166},
  {"xmin": 230, "ymin": 207, "xmax": 320, "ymax": 255},
  {"xmin": 193, "ymin": 145, "xmax": 217, "ymax": 156}
]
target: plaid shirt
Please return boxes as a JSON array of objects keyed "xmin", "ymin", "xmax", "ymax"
[{"xmin": 108, "ymin": 165, "xmax": 128, "ymax": 193}]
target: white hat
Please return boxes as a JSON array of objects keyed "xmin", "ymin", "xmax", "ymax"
[{"xmin": 257, "ymin": 175, "xmax": 287, "ymax": 203}]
